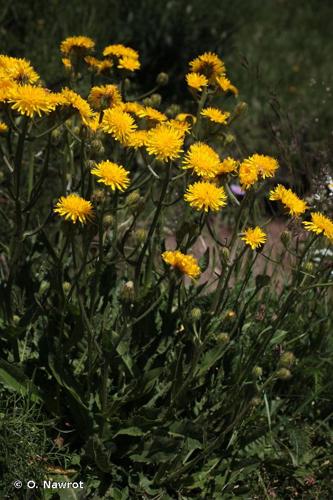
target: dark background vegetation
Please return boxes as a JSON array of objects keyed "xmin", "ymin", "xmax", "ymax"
[{"xmin": 1, "ymin": 1, "xmax": 333, "ymax": 497}]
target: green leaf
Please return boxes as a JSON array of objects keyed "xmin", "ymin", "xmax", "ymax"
[
  {"xmin": 195, "ymin": 344, "xmax": 226, "ymax": 378},
  {"xmin": 0, "ymin": 358, "xmax": 41, "ymax": 401},
  {"xmin": 48, "ymin": 354, "xmax": 87, "ymax": 409},
  {"xmin": 113, "ymin": 426, "xmax": 146, "ymax": 437}
]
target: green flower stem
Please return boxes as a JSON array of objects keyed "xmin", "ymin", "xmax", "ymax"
[{"xmin": 134, "ymin": 161, "xmax": 171, "ymax": 291}]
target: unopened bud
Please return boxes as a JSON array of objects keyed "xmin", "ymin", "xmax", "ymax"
[
  {"xmin": 90, "ymin": 139, "xmax": 105, "ymax": 155},
  {"xmin": 276, "ymin": 368, "xmax": 292, "ymax": 380},
  {"xmin": 220, "ymin": 247, "xmax": 230, "ymax": 265},
  {"xmin": 150, "ymin": 93, "xmax": 162, "ymax": 107},
  {"xmin": 126, "ymin": 190, "xmax": 141, "ymax": 211},
  {"xmin": 156, "ymin": 72, "xmax": 169, "ymax": 86},
  {"xmin": 304, "ymin": 262, "xmax": 314, "ymax": 273},
  {"xmin": 252, "ymin": 366, "xmax": 263, "ymax": 378},
  {"xmin": 13, "ymin": 315, "xmax": 20, "ymax": 325},
  {"xmin": 190, "ymin": 307, "xmax": 202, "ymax": 321},
  {"xmin": 226, "ymin": 310, "xmax": 236, "ymax": 319},
  {"xmin": 165, "ymin": 104, "xmax": 181, "ymax": 118},
  {"xmin": 134, "ymin": 228, "xmax": 147, "ymax": 243},
  {"xmin": 280, "ymin": 230, "xmax": 291, "ymax": 246},
  {"xmin": 123, "ymin": 78, "xmax": 131, "ymax": 91},
  {"xmin": 62, "ymin": 281, "xmax": 71, "ymax": 293},
  {"xmin": 250, "ymin": 397, "xmax": 261, "ymax": 407},
  {"xmin": 143, "ymin": 97, "xmax": 153, "ymax": 107},
  {"xmin": 51, "ymin": 128, "xmax": 62, "ymax": 141},
  {"xmin": 120, "ymin": 281, "xmax": 135, "ymax": 303},
  {"xmin": 92, "ymin": 189, "xmax": 106, "ymax": 202},
  {"xmin": 103, "ymin": 214, "xmax": 114, "ymax": 227},
  {"xmin": 39, "ymin": 280, "xmax": 50, "ymax": 295},
  {"xmin": 216, "ymin": 332, "xmax": 230, "ymax": 343},
  {"xmin": 224, "ymin": 134, "xmax": 235, "ymax": 144},
  {"xmin": 233, "ymin": 101, "xmax": 247, "ymax": 118},
  {"xmin": 279, "ymin": 351, "xmax": 296, "ymax": 368}
]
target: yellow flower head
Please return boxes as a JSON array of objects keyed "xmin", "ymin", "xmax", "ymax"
[
  {"xmin": 269, "ymin": 184, "xmax": 308, "ymax": 217},
  {"xmin": 62, "ymin": 57, "xmax": 72, "ymax": 70},
  {"xmin": 8, "ymin": 84, "xmax": 58, "ymax": 118},
  {"xmin": 216, "ymin": 157, "xmax": 239, "ymax": 175},
  {"xmin": 91, "ymin": 160, "xmax": 130, "ymax": 191},
  {"xmin": 241, "ymin": 227, "xmax": 267, "ymax": 250},
  {"xmin": 250, "ymin": 154, "xmax": 279, "ymax": 179},
  {"xmin": 184, "ymin": 182, "xmax": 227, "ymax": 212},
  {"xmin": 85, "ymin": 56, "xmax": 113, "ymax": 74},
  {"xmin": 88, "ymin": 84, "xmax": 122, "ymax": 110},
  {"xmin": 168, "ymin": 118, "xmax": 192, "ymax": 135},
  {"xmin": 0, "ymin": 56, "xmax": 39, "ymax": 84},
  {"xmin": 189, "ymin": 52, "xmax": 225, "ymax": 81},
  {"xmin": 59, "ymin": 88, "xmax": 94, "ymax": 125},
  {"xmin": 137, "ymin": 106, "xmax": 167, "ymax": 123},
  {"xmin": 0, "ymin": 121, "xmax": 8, "ymax": 134},
  {"xmin": 117, "ymin": 57, "xmax": 140, "ymax": 72},
  {"xmin": 215, "ymin": 75, "xmax": 239, "ymax": 96},
  {"xmin": 0, "ymin": 79, "xmax": 15, "ymax": 102},
  {"xmin": 101, "ymin": 106, "xmax": 137, "ymax": 143},
  {"xmin": 239, "ymin": 157, "xmax": 260, "ymax": 189},
  {"xmin": 125, "ymin": 130, "xmax": 148, "ymax": 149},
  {"xmin": 162, "ymin": 250, "xmax": 201, "ymax": 279},
  {"xmin": 201, "ymin": 107, "xmax": 230, "ymax": 124},
  {"xmin": 54, "ymin": 193, "xmax": 93, "ymax": 224},
  {"xmin": 186, "ymin": 72, "xmax": 208, "ymax": 91},
  {"xmin": 103, "ymin": 44, "xmax": 139, "ymax": 60},
  {"xmin": 183, "ymin": 142, "xmax": 220, "ymax": 179},
  {"xmin": 121, "ymin": 101, "xmax": 145, "ymax": 116},
  {"xmin": 303, "ymin": 212, "xmax": 333, "ymax": 242},
  {"xmin": 146, "ymin": 124, "xmax": 184, "ymax": 162},
  {"xmin": 60, "ymin": 36, "xmax": 95, "ymax": 55}
]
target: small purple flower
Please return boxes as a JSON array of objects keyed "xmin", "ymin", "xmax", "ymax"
[{"xmin": 230, "ymin": 184, "xmax": 245, "ymax": 196}]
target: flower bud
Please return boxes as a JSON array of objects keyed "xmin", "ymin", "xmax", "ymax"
[
  {"xmin": 233, "ymin": 101, "xmax": 247, "ymax": 118},
  {"xmin": 92, "ymin": 189, "xmax": 106, "ymax": 202},
  {"xmin": 224, "ymin": 134, "xmax": 235, "ymax": 144},
  {"xmin": 150, "ymin": 93, "xmax": 162, "ymax": 107},
  {"xmin": 250, "ymin": 397, "xmax": 261, "ymax": 407},
  {"xmin": 304, "ymin": 262, "xmax": 314, "ymax": 273},
  {"xmin": 216, "ymin": 332, "xmax": 230, "ymax": 343},
  {"xmin": 39, "ymin": 280, "xmax": 50, "ymax": 295},
  {"xmin": 120, "ymin": 281, "xmax": 135, "ymax": 303},
  {"xmin": 51, "ymin": 128, "xmax": 62, "ymax": 141},
  {"xmin": 13, "ymin": 314, "xmax": 20, "ymax": 325},
  {"xmin": 134, "ymin": 228, "xmax": 147, "ymax": 243},
  {"xmin": 165, "ymin": 104, "xmax": 181, "ymax": 118},
  {"xmin": 280, "ymin": 230, "xmax": 291, "ymax": 246},
  {"xmin": 220, "ymin": 247, "xmax": 230, "ymax": 265},
  {"xmin": 156, "ymin": 72, "xmax": 169, "ymax": 86},
  {"xmin": 143, "ymin": 97, "xmax": 153, "ymax": 107},
  {"xmin": 103, "ymin": 214, "xmax": 114, "ymax": 227},
  {"xmin": 276, "ymin": 368, "xmax": 292, "ymax": 380},
  {"xmin": 126, "ymin": 190, "xmax": 142, "ymax": 211},
  {"xmin": 62, "ymin": 281, "xmax": 71, "ymax": 293},
  {"xmin": 90, "ymin": 139, "xmax": 105, "ymax": 155},
  {"xmin": 123, "ymin": 78, "xmax": 131, "ymax": 92},
  {"xmin": 0, "ymin": 171, "xmax": 5, "ymax": 183},
  {"xmin": 226, "ymin": 310, "xmax": 236, "ymax": 319},
  {"xmin": 252, "ymin": 366, "xmax": 263, "ymax": 378},
  {"xmin": 279, "ymin": 351, "xmax": 296, "ymax": 368},
  {"xmin": 190, "ymin": 307, "xmax": 202, "ymax": 321}
]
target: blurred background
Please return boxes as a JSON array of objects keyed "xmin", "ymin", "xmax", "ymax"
[{"xmin": 1, "ymin": 0, "xmax": 332, "ymax": 192}]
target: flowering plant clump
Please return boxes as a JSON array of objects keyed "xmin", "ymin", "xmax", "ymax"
[{"xmin": 0, "ymin": 36, "xmax": 332, "ymax": 498}]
